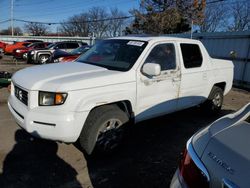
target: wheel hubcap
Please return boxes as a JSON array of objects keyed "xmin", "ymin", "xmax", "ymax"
[
  {"xmin": 23, "ymin": 53, "xmax": 27, "ymax": 59},
  {"xmin": 40, "ymin": 56, "xmax": 48, "ymax": 63},
  {"xmin": 96, "ymin": 119, "xmax": 123, "ymax": 151},
  {"xmin": 212, "ymin": 93, "xmax": 221, "ymax": 107}
]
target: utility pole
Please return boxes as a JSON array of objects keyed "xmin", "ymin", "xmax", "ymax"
[
  {"xmin": 11, "ymin": 0, "xmax": 14, "ymax": 36},
  {"xmin": 190, "ymin": 20, "xmax": 193, "ymax": 39}
]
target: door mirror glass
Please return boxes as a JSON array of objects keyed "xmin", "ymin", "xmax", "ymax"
[{"xmin": 142, "ymin": 63, "xmax": 161, "ymax": 77}]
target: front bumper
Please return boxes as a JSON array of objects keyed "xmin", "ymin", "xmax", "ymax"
[
  {"xmin": 13, "ymin": 51, "xmax": 24, "ymax": 59},
  {"xmin": 8, "ymin": 94, "xmax": 89, "ymax": 143}
]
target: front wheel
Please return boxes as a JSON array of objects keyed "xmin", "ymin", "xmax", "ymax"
[
  {"xmin": 202, "ymin": 86, "xmax": 224, "ymax": 114},
  {"xmin": 79, "ymin": 105, "xmax": 129, "ymax": 155},
  {"xmin": 22, "ymin": 52, "xmax": 28, "ymax": 59},
  {"xmin": 38, "ymin": 54, "xmax": 50, "ymax": 64}
]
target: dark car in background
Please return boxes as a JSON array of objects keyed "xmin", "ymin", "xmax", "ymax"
[
  {"xmin": 13, "ymin": 42, "xmax": 52, "ymax": 59},
  {"xmin": 27, "ymin": 41, "xmax": 87, "ymax": 64},
  {"xmin": 24, "ymin": 39, "xmax": 44, "ymax": 43},
  {"xmin": 48, "ymin": 45, "xmax": 91, "ymax": 63}
]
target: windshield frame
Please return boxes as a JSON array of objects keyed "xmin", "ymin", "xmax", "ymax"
[{"xmin": 77, "ymin": 39, "xmax": 148, "ymax": 72}]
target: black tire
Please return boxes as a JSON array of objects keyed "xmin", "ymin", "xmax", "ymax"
[
  {"xmin": 79, "ymin": 105, "xmax": 129, "ymax": 155},
  {"xmin": 202, "ymin": 86, "xmax": 224, "ymax": 114},
  {"xmin": 38, "ymin": 54, "xmax": 50, "ymax": 64}
]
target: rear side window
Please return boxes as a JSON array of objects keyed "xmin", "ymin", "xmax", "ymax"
[
  {"xmin": 180, "ymin": 44, "xmax": 203, "ymax": 68},
  {"xmin": 56, "ymin": 43, "xmax": 66, "ymax": 49},
  {"xmin": 66, "ymin": 43, "xmax": 79, "ymax": 49}
]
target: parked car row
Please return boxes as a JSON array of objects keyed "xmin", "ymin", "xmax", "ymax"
[
  {"xmin": 27, "ymin": 41, "xmax": 87, "ymax": 64},
  {"xmin": 13, "ymin": 42, "xmax": 52, "ymax": 59},
  {"xmin": 0, "ymin": 40, "xmax": 90, "ymax": 64}
]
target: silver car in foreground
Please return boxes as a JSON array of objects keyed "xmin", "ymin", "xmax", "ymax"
[{"xmin": 171, "ymin": 103, "xmax": 250, "ymax": 188}]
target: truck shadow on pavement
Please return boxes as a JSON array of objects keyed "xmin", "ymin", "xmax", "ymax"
[
  {"xmin": 86, "ymin": 107, "xmax": 234, "ymax": 188},
  {"xmin": 0, "ymin": 130, "xmax": 81, "ymax": 188},
  {"xmin": 0, "ymin": 108, "xmax": 233, "ymax": 188}
]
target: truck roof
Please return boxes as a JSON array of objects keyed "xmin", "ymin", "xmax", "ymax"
[{"xmin": 111, "ymin": 36, "xmax": 199, "ymax": 43}]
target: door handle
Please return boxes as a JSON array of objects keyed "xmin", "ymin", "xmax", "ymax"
[{"xmin": 172, "ymin": 77, "xmax": 181, "ymax": 82}]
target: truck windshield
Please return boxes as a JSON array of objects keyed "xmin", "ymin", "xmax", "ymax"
[{"xmin": 77, "ymin": 39, "xmax": 148, "ymax": 71}]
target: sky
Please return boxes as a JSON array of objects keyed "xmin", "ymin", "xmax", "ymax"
[{"xmin": 0, "ymin": 0, "xmax": 140, "ymax": 32}]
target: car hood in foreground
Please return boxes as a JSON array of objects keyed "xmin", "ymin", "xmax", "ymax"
[
  {"xmin": 192, "ymin": 103, "xmax": 250, "ymax": 187},
  {"xmin": 12, "ymin": 62, "xmax": 135, "ymax": 91}
]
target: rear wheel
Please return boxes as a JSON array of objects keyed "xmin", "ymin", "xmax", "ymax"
[
  {"xmin": 78, "ymin": 105, "xmax": 129, "ymax": 155},
  {"xmin": 202, "ymin": 86, "xmax": 224, "ymax": 114},
  {"xmin": 38, "ymin": 54, "xmax": 50, "ymax": 64}
]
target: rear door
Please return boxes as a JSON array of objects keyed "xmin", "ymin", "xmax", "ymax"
[{"xmin": 177, "ymin": 43, "xmax": 209, "ymax": 110}]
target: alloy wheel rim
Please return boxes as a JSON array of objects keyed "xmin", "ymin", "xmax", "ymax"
[
  {"xmin": 212, "ymin": 93, "xmax": 221, "ymax": 107},
  {"xmin": 40, "ymin": 56, "xmax": 48, "ymax": 63},
  {"xmin": 96, "ymin": 118, "xmax": 123, "ymax": 151}
]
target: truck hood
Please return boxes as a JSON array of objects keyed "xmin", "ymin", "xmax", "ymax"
[{"xmin": 12, "ymin": 62, "xmax": 135, "ymax": 91}]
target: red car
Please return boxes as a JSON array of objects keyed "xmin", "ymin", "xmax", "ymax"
[
  {"xmin": 4, "ymin": 41, "xmax": 32, "ymax": 54},
  {"xmin": 59, "ymin": 55, "xmax": 79, "ymax": 63},
  {"xmin": 13, "ymin": 42, "xmax": 52, "ymax": 59},
  {"xmin": 0, "ymin": 41, "xmax": 8, "ymax": 50}
]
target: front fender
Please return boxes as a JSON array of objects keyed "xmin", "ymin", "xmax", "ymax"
[{"xmin": 73, "ymin": 82, "xmax": 136, "ymax": 112}]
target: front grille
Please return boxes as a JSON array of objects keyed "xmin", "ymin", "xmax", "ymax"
[{"xmin": 14, "ymin": 85, "xmax": 28, "ymax": 106}]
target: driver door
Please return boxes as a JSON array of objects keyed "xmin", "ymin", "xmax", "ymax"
[{"xmin": 136, "ymin": 42, "xmax": 181, "ymax": 122}]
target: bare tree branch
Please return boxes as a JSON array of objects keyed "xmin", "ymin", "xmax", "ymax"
[{"xmin": 24, "ymin": 22, "xmax": 49, "ymax": 36}]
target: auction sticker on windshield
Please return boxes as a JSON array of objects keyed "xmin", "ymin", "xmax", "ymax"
[{"xmin": 127, "ymin": 41, "xmax": 144, "ymax": 46}]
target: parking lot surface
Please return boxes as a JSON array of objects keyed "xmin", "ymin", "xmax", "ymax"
[{"xmin": 0, "ymin": 55, "xmax": 250, "ymax": 187}]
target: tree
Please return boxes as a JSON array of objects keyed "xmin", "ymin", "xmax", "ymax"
[
  {"xmin": 106, "ymin": 8, "xmax": 126, "ymax": 37},
  {"xmin": 24, "ymin": 22, "xmax": 49, "ymax": 36},
  {"xmin": 199, "ymin": 3, "xmax": 229, "ymax": 32},
  {"xmin": 88, "ymin": 7, "xmax": 109, "ymax": 38},
  {"xmin": 127, "ymin": 0, "xmax": 206, "ymax": 34},
  {"xmin": 59, "ymin": 13, "xmax": 90, "ymax": 37},
  {"xmin": 0, "ymin": 27, "xmax": 23, "ymax": 35},
  {"xmin": 227, "ymin": 1, "xmax": 250, "ymax": 31}
]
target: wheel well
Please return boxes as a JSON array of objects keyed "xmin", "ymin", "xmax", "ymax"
[
  {"xmin": 90, "ymin": 100, "xmax": 134, "ymax": 120},
  {"xmin": 214, "ymin": 82, "xmax": 226, "ymax": 92},
  {"xmin": 115, "ymin": 100, "xmax": 134, "ymax": 119}
]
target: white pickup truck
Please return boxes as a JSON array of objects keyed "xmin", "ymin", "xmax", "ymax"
[{"xmin": 8, "ymin": 37, "xmax": 234, "ymax": 154}]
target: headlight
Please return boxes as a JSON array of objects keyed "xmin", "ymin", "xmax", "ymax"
[
  {"xmin": 39, "ymin": 91, "xmax": 68, "ymax": 106},
  {"xmin": 30, "ymin": 51, "xmax": 34, "ymax": 55},
  {"xmin": 16, "ymin": 50, "xmax": 20, "ymax": 53}
]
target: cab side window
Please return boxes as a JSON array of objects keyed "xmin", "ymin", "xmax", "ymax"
[
  {"xmin": 180, "ymin": 43, "xmax": 203, "ymax": 68},
  {"xmin": 56, "ymin": 43, "xmax": 66, "ymax": 49},
  {"xmin": 66, "ymin": 43, "xmax": 79, "ymax": 49},
  {"xmin": 145, "ymin": 43, "xmax": 176, "ymax": 71}
]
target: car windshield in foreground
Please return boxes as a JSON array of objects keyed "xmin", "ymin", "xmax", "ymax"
[{"xmin": 77, "ymin": 39, "xmax": 148, "ymax": 71}]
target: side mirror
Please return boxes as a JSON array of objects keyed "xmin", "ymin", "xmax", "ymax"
[{"xmin": 142, "ymin": 63, "xmax": 161, "ymax": 77}]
